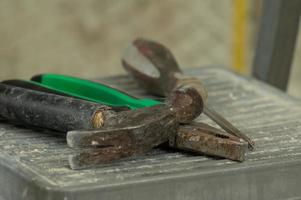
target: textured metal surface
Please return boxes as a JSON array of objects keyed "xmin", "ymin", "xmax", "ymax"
[{"xmin": 1, "ymin": 67, "xmax": 301, "ymax": 200}]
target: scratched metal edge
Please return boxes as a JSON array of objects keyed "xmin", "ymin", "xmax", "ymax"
[
  {"xmin": 50, "ymin": 155, "xmax": 301, "ymax": 189},
  {"xmin": 0, "ymin": 154, "xmax": 56, "ymax": 199},
  {"xmin": 1, "ymin": 67, "xmax": 301, "ymax": 199},
  {"xmin": 2, "ymin": 153, "xmax": 301, "ymax": 199},
  {"xmin": 11, "ymin": 156, "xmax": 301, "ymax": 200}
]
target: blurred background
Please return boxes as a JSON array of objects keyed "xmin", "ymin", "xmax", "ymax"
[{"xmin": 0, "ymin": 0, "xmax": 300, "ymax": 96}]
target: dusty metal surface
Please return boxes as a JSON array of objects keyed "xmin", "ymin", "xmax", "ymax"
[{"xmin": 1, "ymin": 67, "xmax": 301, "ymax": 200}]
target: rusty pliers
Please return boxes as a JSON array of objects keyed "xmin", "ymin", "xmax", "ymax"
[
  {"xmin": 0, "ymin": 39, "xmax": 253, "ymax": 169},
  {"xmin": 0, "ymin": 74, "xmax": 203, "ymax": 169}
]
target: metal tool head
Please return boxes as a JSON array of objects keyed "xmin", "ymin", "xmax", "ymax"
[
  {"xmin": 122, "ymin": 38, "xmax": 254, "ymax": 150},
  {"xmin": 67, "ymin": 85, "xmax": 203, "ymax": 169},
  {"xmin": 167, "ymin": 85, "xmax": 203, "ymax": 124},
  {"xmin": 67, "ymin": 104, "xmax": 177, "ymax": 169},
  {"xmin": 174, "ymin": 122, "xmax": 248, "ymax": 161},
  {"xmin": 69, "ymin": 146, "xmax": 142, "ymax": 170},
  {"xmin": 68, "ymin": 105, "xmax": 177, "ymax": 148}
]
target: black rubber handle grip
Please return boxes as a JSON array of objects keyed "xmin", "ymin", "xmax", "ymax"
[
  {"xmin": 0, "ymin": 83, "xmax": 112, "ymax": 132},
  {"xmin": 2, "ymin": 79, "xmax": 129, "ymax": 112},
  {"xmin": 2, "ymin": 79, "xmax": 72, "ymax": 97}
]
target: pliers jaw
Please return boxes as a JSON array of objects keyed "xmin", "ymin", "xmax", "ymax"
[{"xmin": 173, "ymin": 122, "xmax": 247, "ymax": 162}]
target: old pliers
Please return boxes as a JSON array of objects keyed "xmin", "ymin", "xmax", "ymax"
[{"xmin": 1, "ymin": 76, "xmax": 203, "ymax": 169}]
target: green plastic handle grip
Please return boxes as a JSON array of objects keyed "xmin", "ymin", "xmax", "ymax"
[{"xmin": 31, "ymin": 74, "xmax": 161, "ymax": 110}]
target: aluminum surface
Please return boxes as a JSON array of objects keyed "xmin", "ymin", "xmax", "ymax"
[{"xmin": 1, "ymin": 67, "xmax": 301, "ymax": 200}]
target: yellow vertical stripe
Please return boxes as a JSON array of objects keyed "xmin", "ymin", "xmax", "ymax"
[{"xmin": 232, "ymin": 0, "xmax": 247, "ymax": 73}]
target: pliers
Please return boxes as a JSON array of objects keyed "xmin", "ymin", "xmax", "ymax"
[
  {"xmin": 0, "ymin": 39, "xmax": 253, "ymax": 169},
  {"xmin": 1, "ymin": 73, "xmax": 247, "ymax": 169}
]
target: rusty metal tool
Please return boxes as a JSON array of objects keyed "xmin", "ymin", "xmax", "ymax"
[
  {"xmin": 67, "ymin": 84, "xmax": 204, "ymax": 169},
  {"xmin": 27, "ymin": 74, "xmax": 246, "ymax": 161},
  {"xmin": 0, "ymin": 81, "xmax": 203, "ymax": 169},
  {"xmin": 122, "ymin": 38, "xmax": 255, "ymax": 150},
  {"xmin": 25, "ymin": 74, "xmax": 248, "ymax": 161},
  {"xmin": 3, "ymin": 77, "xmax": 247, "ymax": 165}
]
